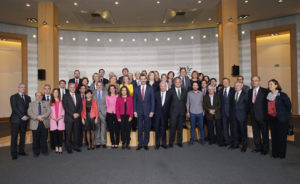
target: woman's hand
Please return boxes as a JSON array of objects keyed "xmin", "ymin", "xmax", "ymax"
[
  {"xmin": 95, "ymin": 118, "xmax": 98, "ymax": 124},
  {"xmin": 82, "ymin": 119, "xmax": 85, "ymax": 125},
  {"xmin": 128, "ymin": 117, "xmax": 132, "ymax": 122},
  {"xmin": 118, "ymin": 119, "xmax": 121, "ymax": 122}
]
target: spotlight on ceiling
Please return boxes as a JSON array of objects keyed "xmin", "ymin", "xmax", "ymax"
[
  {"xmin": 32, "ymin": 34, "xmax": 37, "ymax": 38},
  {"xmin": 228, "ymin": 17, "xmax": 233, "ymax": 22},
  {"xmin": 97, "ymin": 38, "xmax": 101, "ymax": 42},
  {"xmin": 115, "ymin": 1, "xmax": 119, "ymax": 5},
  {"xmin": 190, "ymin": 36, "xmax": 195, "ymax": 40},
  {"xmin": 244, "ymin": 0, "xmax": 249, "ymax": 3},
  {"xmin": 178, "ymin": 37, "xmax": 182, "ymax": 40},
  {"xmin": 215, "ymin": 34, "xmax": 219, "ymax": 38},
  {"xmin": 278, "ymin": 0, "xmax": 283, "ymax": 3},
  {"xmin": 26, "ymin": 3, "xmax": 31, "ymax": 7},
  {"xmin": 72, "ymin": 37, "xmax": 76, "ymax": 41},
  {"xmin": 144, "ymin": 38, "xmax": 147, "ymax": 42},
  {"xmin": 66, "ymin": 20, "xmax": 70, "ymax": 24},
  {"xmin": 167, "ymin": 37, "xmax": 170, "ymax": 41},
  {"xmin": 208, "ymin": 18, "xmax": 212, "ymax": 21},
  {"xmin": 198, "ymin": 0, "xmax": 202, "ymax": 4},
  {"xmin": 156, "ymin": 1, "xmax": 160, "ymax": 5},
  {"xmin": 42, "ymin": 20, "xmax": 47, "ymax": 25},
  {"xmin": 239, "ymin": 14, "xmax": 250, "ymax": 19},
  {"xmin": 202, "ymin": 35, "xmax": 207, "ymax": 39},
  {"xmin": 85, "ymin": 38, "xmax": 88, "ymax": 41},
  {"xmin": 155, "ymin": 38, "xmax": 159, "ymax": 42},
  {"xmin": 74, "ymin": 2, "xmax": 78, "ymax": 6},
  {"xmin": 241, "ymin": 30, "xmax": 246, "ymax": 35},
  {"xmin": 27, "ymin": 18, "xmax": 37, "ymax": 23}
]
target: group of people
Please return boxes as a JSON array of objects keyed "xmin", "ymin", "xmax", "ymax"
[{"xmin": 10, "ymin": 67, "xmax": 292, "ymax": 160}]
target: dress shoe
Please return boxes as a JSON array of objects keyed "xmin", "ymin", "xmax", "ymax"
[
  {"xmin": 136, "ymin": 146, "xmax": 142, "ymax": 150},
  {"xmin": 144, "ymin": 146, "xmax": 149, "ymax": 150},
  {"xmin": 261, "ymin": 150, "xmax": 268, "ymax": 155},
  {"xmin": 183, "ymin": 125, "xmax": 188, "ymax": 129},
  {"xmin": 96, "ymin": 145, "xmax": 101, "ymax": 148},
  {"xmin": 252, "ymin": 148, "xmax": 261, "ymax": 153},
  {"xmin": 228, "ymin": 145, "xmax": 239, "ymax": 150},
  {"xmin": 42, "ymin": 151, "xmax": 49, "ymax": 156},
  {"xmin": 67, "ymin": 149, "xmax": 72, "ymax": 154},
  {"xmin": 73, "ymin": 148, "xmax": 81, "ymax": 152},
  {"xmin": 161, "ymin": 145, "xmax": 168, "ymax": 149},
  {"xmin": 102, "ymin": 145, "xmax": 107, "ymax": 148},
  {"xmin": 155, "ymin": 145, "xmax": 160, "ymax": 150},
  {"xmin": 241, "ymin": 146, "xmax": 247, "ymax": 152},
  {"xmin": 177, "ymin": 143, "xmax": 183, "ymax": 147},
  {"xmin": 126, "ymin": 145, "xmax": 131, "ymax": 150},
  {"xmin": 199, "ymin": 140, "xmax": 205, "ymax": 145},
  {"xmin": 12, "ymin": 155, "xmax": 18, "ymax": 160},
  {"xmin": 88, "ymin": 147, "xmax": 91, "ymax": 150},
  {"xmin": 18, "ymin": 152, "xmax": 28, "ymax": 156},
  {"xmin": 169, "ymin": 144, "xmax": 173, "ymax": 148}
]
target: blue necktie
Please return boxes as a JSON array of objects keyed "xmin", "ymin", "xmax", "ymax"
[
  {"xmin": 98, "ymin": 91, "xmax": 101, "ymax": 104},
  {"xmin": 46, "ymin": 95, "xmax": 49, "ymax": 102},
  {"xmin": 38, "ymin": 102, "xmax": 42, "ymax": 115}
]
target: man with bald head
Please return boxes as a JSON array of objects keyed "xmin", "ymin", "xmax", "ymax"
[{"xmin": 154, "ymin": 81, "xmax": 171, "ymax": 149}]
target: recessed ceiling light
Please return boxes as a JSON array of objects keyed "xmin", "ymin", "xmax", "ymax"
[
  {"xmin": 109, "ymin": 38, "xmax": 112, "ymax": 42},
  {"xmin": 120, "ymin": 38, "xmax": 124, "ymax": 42},
  {"xmin": 97, "ymin": 38, "xmax": 100, "ymax": 42},
  {"xmin": 178, "ymin": 37, "xmax": 182, "ymax": 40},
  {"xmin": 215, "ymin": 34, "xmax": 219, "ymax": 38},
  {"xmin": 278, "ymin": 0, "xmax": 283, "ymax": 3},
  {"xmin": 190, "ymin": 36, "xmax": 194, "ymax": 40},
  {"xmin": 156, "ymin": 1, "xmax": 160, "ymax": 4},
  {"xmin": 59, "ymin": 37, "xmax": 63, "ymax": 40},
  {"xmin": 74, "ymin": 2, "xmax": 78, "ymax": 6},
  {"xmin": 72, "ymin": 37, "xmax": 76, "ymax": 41},
  {"xmin": 202, "ymin": 35, "xmax": 207, "ymax": 38},
  {"xmin": 132, "ymin": 38, "xmax": 136, "ymax": 42},
  {"xmin": 167, "ymin": 37, "xmax": 170, "ymax": 41},
  {"xmin": 155, "ymin": 38, "xmax": 159, "ymax": 42},
  {"xmin": 244, "ymin": 0, "xmax": 248, "ymax": 3},
  {"xmin": 241, "ymin": 30, "xmax": 246, "ymax": 35},
  {"xmin": 85, "ymin": 38, "xmax": 88, "ymax": 41},
  {"xmin": 239, "ymin": 14, "xmax": 249, "ymax": 19},
  {"xmin": 66, "ymin": 20, "xmax": 69, "ymax": 24},
  {"xmin": 208, "ymin": 18, "xmax": 212, "ymax": 21},
  {"xmin": 27, "ymin": 18, "xmax": 37, "ymax": 23},
  {"xmin": 115, "ymin": 1, "xmax": 119, "ymax": 5},
  {"xmin": 144, "ymin": 38, "xmax": 147, "ymax": 42},
  {"xmin": 198, "ymin": 0, "xmax": 202, "ymax": 4},
  {"xmin": 32, "ymin": 34, "xmax": 36, "ymax": 38},
  {"xmin": 26, "ymin": 3, "xmax": 31, "ymax": 7}
]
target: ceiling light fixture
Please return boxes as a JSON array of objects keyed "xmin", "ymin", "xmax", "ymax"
[
  {"xmin": 208, "ymin": 18, "xmax": 212, "ymax": 21},
  {"xmin": 85, "ymin": 38, "xmax": 88, "ymax": 41},
  {"xmin": 42, "ymin": 20, "xmax": 47, "ymax": 25},
  {"xmin": 115, "ymin": 1, "xmax": 119, "ymax": 5},
  {"xmin": 156, "ymin": 1, "xmax": 160, "ymax": 4},
  {"xmin": 228, "ymin": 17, "xmax": 233, "ymax": 22},
  {"xmin": 27, "ymin": 18, "xmax": 37, "ymax": 23},
  {"xmin": 132, "ymin": 38, "xmax": 136, "ymax": 42},
  {"xmin": 74, "ymin": 2, "xmax": 78, "ymax": 6},
  {"xmin": 144, "ymin": 38, "xmax": 147, "ymax": 42},
  {"xmin": 32, "ymin": 34, "xmax": 36, "ymax": 38},
  {"xmin": 72, "ymin": 37, "xmax": 76, "ymax": 41},
  {"xmin": 202, "ymin": 35, "xmax": 207, "ymax": 38},
  {"xmin": 244, "ymin": 0, "xmax": 248, "ymax": 3},
  {"xmin": 178, "ymin": 37, "xmax": 182, "ymax": 40},
  {"xmin": 109, "ymin": 38, "xmax": 112, "ymax": 42},
  {"xmin": 59, "ymin": 37, "xmax": 63, "ymax": 40},
  {"xmin": 167, "ymin": 37, "xmax": 170, "ymax": 41},
  {"xmin": 155, "ymin": 38, "xmax": 159, "ymax": 42},
  {"xmin": 239, "ymin": 14, "xmax": 249, "ymax": 19},
  {"xmin": 26, "ymin": 3, "xmax": 31, "ymax": 7},
  {"xmin": 215, "ymin": 34, "xmax": 219, "ymax": 38},
  {"xmin": 190, "ymin": 36, "xmax": 195, "ymax": 40},
  {"xmin": 278, "ymin": 0, "xmax": 283, "ymax": 3},
  {"xmin": 198, "ymin": 0, "xmax": 202, "ymax": 4},
  {"xmin": 120, "ymin": 38, "xmax": 124, "ymax": 42},
  {"xmin": 241, "ymin": 30, "xmax": 246, "ymax": 35},
  {"xmin": 66, "ymin": 20, "xmax": 69, "ymax": 23},
  {"xmin": 97, "ymin": 38, "xmax": 101, "ymax": 42}
]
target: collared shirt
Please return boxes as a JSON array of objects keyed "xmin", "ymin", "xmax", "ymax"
[
  {"xmin": 209, "ymin": 94, "xmax": 214, "ymax": 106},
  {"xmin": 252, "ymin": 86, "xmax": 260, "ymax": 103},
  {"xmin": 235, "ymin": 90, "xmax": 241, "ymax": 102},
  {"xmin": 223, "ymin": 87, "xmax": 230, "ymax": 96},
  {"xmin": 45, "ymin": 94, "xmax": 51, "ymax": 102},
  {"xmin": 141, "ymin": 84, "xmax": 147, "ymax": 96},
  {"xmin": 187, "ymin": 90, "xmax": 203, "ymax": 114},
  {"xmin": 60, "ymin": 88, "xmax": 66, "ymax": 99},
  {"xmin": 175, "ymin": 87, "xmax": 181, "ymax": 97},
  {"xmin": 70, "ymin": 93, "xmax": 76, "ymax": 105},
  {"xmin": 161, "ymin": 91, "xmax": 166, "ymax": 106}
]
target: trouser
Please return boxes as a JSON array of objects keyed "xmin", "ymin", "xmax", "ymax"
[
  {"xmin": 154, "ymin": 116, "xmax": 167, "ymax": 146},
  {"xmin": 10, "ymin": 120, "xmax": 27, "ymax": 156},
  {"xmin": 235, "ymin": 118, "xmax": 248, "ymax": 147},
  {"xmin": 269, "ymin": 116, "xmax": 288, "ymax": 158},
  {"xmin": 65, "ymin": 118, "xmax": 81, "ymax": 150},
  {"xmin": 222, "ymin": 115, "xmax": 235, "ymax": 145},
  {"xmin": 52, "ymin": 130, "xmax": 63, "ymax": 147},
  {"xmin": 169, "ymin": 114, "xmax": 185, "ymax": 144},
  {"xmin": 32, "ymin": 121, "xmax": 48, "ymax": 155},
  {"xmin": 78, "ymin": 117, "xmax": 83, "ymax": 147},
  {"xmin": 137, "ymin": 114, "xmax": 151, "ymax": 146},
  {"xmin": 251, "ymin": 117, "xmax": 269, "ymax": 152},
  {"xmin": 132, "ymin": 117, "xmax": 137, "ymax": 130},
  {"xmin": 120, "ymin": 115, "xmax": 131, "ymax": 146},
  {"xmin": 95, "ymin": 113, "xmax": 107, "ymax": 145},
  {"xmin": 207, "ymin": 119, "xmax": 222, "ymax": 144},
  {"xmin": 106, "ymin": 113, "xmax": 120, "ymax": 145},
  {"xmin": 50, "ymin": 131, "xmax": 55, "ymax": 149},
  {"xmin": 190, "ymin": 113, "xmax": 204, "ymax": 142}
]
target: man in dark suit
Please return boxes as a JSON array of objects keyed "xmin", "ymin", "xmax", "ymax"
[
  {"xmin": 169, "ymin": 78, "xmax": 187, "ymax": 148},
  {"xmin": 154, "ymin": 81, "xmax": 171, "ymax": 149},
  {"xmin": 59, "ymin": 80, "xmax": 69, "ymax": 100},
  {"xmin": 200, "ymin": 80, "xmax": 208, "ymax": 96},
  {"xmin": 118, "ymin": 68, "xmax": 129, "ymax": 84},
  {"xmin": 98, "ymin": 69, "xmax": 109, "ymax": 86},
  {"xmin": 134, "ymin": 74, "xmax": 155, "ymax": 150},
  {"xmin": 218, "ymin": 78, "xmax": 235, "ymax": 147},
  {"xmin": 9, "ymin": 83, "xmax": 31, "ymax": 160},
  {"xmin": 232, "ymin": 82, "xmax": 249, "ymax": 152},
  {"xmin": 62, "ymin": 83, "xmax": 83, "ymax": 153},
  {"xmin": 249, "ymin": 76, "xmax": 269, "ymax": 155},
  {"xmin": 203, "ymin": 85, "xmax": 222, "ymax": 145},
  {"xmin": 237, "ymin": 75, "xmax": 250, "ymax": 93},
  {"xmin": 68, "ymin": 69, "xmax": 82, "ymax": 94}
]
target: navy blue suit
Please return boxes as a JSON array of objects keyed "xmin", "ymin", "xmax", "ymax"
[
  {"xmin": 154, "ymin": 91, "xmax": 171, "ymax": 146},
  {"xmin": 133, "ymin": 85, "xmax": 155, "ymax": 146},
  {"xmin": 68, "ymin": 78, "xmax": 82, "ymax": 94}
]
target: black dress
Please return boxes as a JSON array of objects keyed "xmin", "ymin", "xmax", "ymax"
[{"xmin": 84, "ymin": 100, "xmax": 96, "ymax": 131}]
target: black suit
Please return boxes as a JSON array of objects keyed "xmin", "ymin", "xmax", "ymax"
[
  {"xmin": 42, "ymin": 94, "xmax": 55, "ymax": 150},
  {"xmin": 219, "ymin": 87, "xmax": 235, "ymax": 145},
  {"xmin": 99, "ymin": 78, "xmax": 109, "ymax": 86},
  {"xmin": 169, "ymin": 87, "xmax": 187, "ymax": 145},
  {"xmin": 232, "ymin": 91, "xmax": 249, "ymax": 148},
  {"xmin": 118, "ymin": 76, "xmax": 124, "ymax": 84},
  {"xmin": 68, "ymin": 78, "xmax": 82, "ymax": 94},
  {"xmin": 62, "ymin": 93, "xmax": 83, "ymax": 151},
  {"xmin": 10, "ymin": 93, "xmax": 31, "ymax": 156},
  {"xmin": 154, "ymin": 91, "xmax": 171, "ymax": 146},
  {"xmin": 249, "ymin": 87, "xmax": 269, "ymax": 152}
]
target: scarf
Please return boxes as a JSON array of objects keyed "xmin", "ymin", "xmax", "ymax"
[{"xmin": 267, "ymin": 90, "xmax": 280, "ymax": 101}]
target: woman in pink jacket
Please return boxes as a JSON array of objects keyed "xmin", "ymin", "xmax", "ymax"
[{"xmin": 49, "ymin": 88, "xmax": 65, "ymax": 154}]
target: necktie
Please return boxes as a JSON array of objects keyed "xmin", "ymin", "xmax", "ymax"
[
  {"xmin": 21, "ymin": 94, "xmax": 25, "ymax": 103},
  {"xmin": 224, "ymin": 89, "xmax": 228, "ymax": 97},
  {"xmin": 253, "ymin": 89, "xmax": 257, "ymax": 104},
  {"xmin": 72, "ymin": 93, "xmax": 76, "ymax": 106},
  {"xmin": 38, "ymin": 102, "xmax": 42, "ymax": 115},
  {"xmin": 177, "ymin": 89, "xmax": 181, "ymax": 100},
  {"xmin": 61, "ymin": 90, "xmax": 64, "ymax": 100},
  {"xmin": 46, "ymin": 95, "xmax": 49, "ymax": 102},
  {"xmin": 161, "ymin": 92, "xmax": 164, "ymax": 106},
  {"xmin": 75, "ymin": 79, "xmax": 79, "ymax": 88},
  {"xmin": 142, "ymin": 86, "xmax": 145, "ymax": 101},
  {"xmin": 235, "ymin": 92, "xmax": 239, "ymax": 104},
  {"xmin": 203, "ymin": 89, "xmax": 206, "ymax": 96},
  {"xmin": 98, "ymin": 91, "xmax": 101, "ymax": 104},
  {"xmin": 182, "ymin": 77, "xmax": 185, "ymax": 87}
]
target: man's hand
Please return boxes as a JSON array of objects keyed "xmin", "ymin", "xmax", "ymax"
[
  {"xmin": 129, "ymin": 117, "xmax": 132, "ymax": 122},
  {"xmin": 186, "ymin": 112, "xmax": 190, "ymax": 118},
  {"xmin": 149, "ymin": 112, "xmax": 154, "ymax": 118},
  {"xmin": 22, "ymin": 116, "xmax": 29, "ymax": 121},
  {"xmin": 134, "ymin": 112, "xmax": 138, "ymax": 118},
  {"xmin": 73, "ymin": 113, "xmax": 79, "ymax": 118}
]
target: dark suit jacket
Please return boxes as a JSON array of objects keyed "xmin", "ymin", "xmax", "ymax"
[
  {"xmin": 68, "ymin": 78, "xmax": 82, "ymax": 93},
  {"xmin": 169, "ymin": 87, "xmax": 187, "ymax": 116},
  {"xmin": 146, "ymin": 81, "xmax": 160, "ymax": 92},
  {"xmin": 42, "ymin": 94, "xmax": 51, "ymax": 102},
  {"xmin": 203, "ymin": 93, "xmax": 221, "ymax": 120},
  {"xmin": 218, "ymin": 87, "xmax": 235, "ymax": 117},
  {"xmin": 242, "ymin": 85, "xmax": 250, "ymax": 93},
  {"xmin": 154, "ymin": 91, "xmax": 171, "ymax": 120},
  {"xmin": 99, "ymin": 78, "xmax": 109, "ymax": 86},
  {"xmin": 271, "ymin": 91, "xmax": 292, "ymax": 123},
  {"xmin": 232, "ymin": 91, "xmax": 249, "ymax": 122},
  {"xmin": 10, "ymin": 93, "xmax": 31, "ymax": 123},
  {"xmin": 118, "ymin": 76, "xmax": 124, "ymax": 84},
  {"xmin": 133, "ymin": 85, "xmax": 155, "ymax": 116},
  {"xmin": 174, "ymin": 76, "xmax": 191, "ymax": 91},
  {"xmin": 249, "ymin": 87, "xmax": 268, "ymax": 122},
  {"xmin": 62, "ymin": 93, "xmax": 83, "ymax": 122},
  {"xmin": 201, "ymin": 88, "xmax": 208, "ymax": 96}
]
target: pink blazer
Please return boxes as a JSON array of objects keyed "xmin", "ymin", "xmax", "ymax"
[
  {"xmin": 116, "ymin": 96, "xmax": 134, "ymax": 120},
  {"xmin": 50, "ymin": 101, "xmax": 65, "ymax": 131}
]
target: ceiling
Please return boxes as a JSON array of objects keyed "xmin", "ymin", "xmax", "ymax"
[{"xmin": 0, "ymin": 0, "xmax": 299, "ymax": 32}]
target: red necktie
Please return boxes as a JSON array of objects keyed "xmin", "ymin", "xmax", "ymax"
[
  {"xmin": 75, "ymin": 80, "xmax": 79, "ymax": 88},
  {"xmin": 142, "ymin": 86, "xmax": 145, "ymax": 101}
]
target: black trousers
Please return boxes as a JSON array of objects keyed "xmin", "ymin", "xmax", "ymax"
[
  {"xmin": 106, "ymin": 113, "xmax": 120, "ymax": 145},
  {"xmin": 154, "ymin": 116, "xmax": 167, "ymax": 146},
  {"xmin": 65, "ymin": 118, "xmax": 81, "ymax": 150},
  {"xmin": 207, "ymin": 119, "xmax": 220, "ymax": 144},
  {"xmin": 52, "ymin": 130, "xmax": 63, "ymax": 147},
  {"xmin": 10, "ymin": 120, "xmax": 27, "ymax": 156},
  {"xmin": 120, "ymin": 115, "xmax": 131, "ymax": 146},
  {"xmin": 169, "ymin": 114, "xmax": 184, "ymax": 144},
  {"xmin": 235, "ymin": 118, "xmax": 248, "ymax": 147},
  {"xmin": 269, "ymin": 116, "xmax": 288, "ymax": 158},
  {"xmin": 251, "ymin": 117, "xmax": 269, "ymax": 152},
  {"xmin": 78, "ymin": 117, "xmax": 83, "ymax": 147},
  {"xmin": 32, "ymin": 121, "xmax": 48, "ymax": 155},
  {"xmin": 50, "ymin": 131, "xmax": 55, "ymax": 149}
]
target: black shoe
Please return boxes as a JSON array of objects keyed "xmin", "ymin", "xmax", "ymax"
[
  {"xmin": 73, "ymin": 148, "xmax": 81, "ymax": 152},
  {"xmin": 122, "ymin": 145, "xmax": 125, "ymax": 149},
  {"xmin": 177, "ymin": 143, "xmax": 183, "ymax": 147},
  {"xmin": 188, "ymin": 141, "xmax": 194, "ymax": 145},
  {"xmin": 136, "ymin": 146, "xmax": 142, "ymax": 150},
  {"xmin": 155, "ymin": 145, "xmax": 160, "ymax": 150},
  {"xmin": 183, "ymin": 125, "xmax": 188, "ymax": 129},
  {"xmin": 102, "ymin": 145, "xmax": 107, "ymax": 148},
  {"xmin": 241, "ymin": 146, "xmax": 247, "ymax": 152},
  {"xmin": 33, "ymin": 154, "xmax": 39, "ymax": 158},
  {"xmin": 169, "ymin": 144, "xmax": 173, "ymax": 148},
  {"xmin": 200, "ymin": 140, "xmax": 205, "ymax": 145},
  {"xmin": 126, "ymin": 145, "xmax": 130, "ymax": 150},
  {"xmin": 261, "ymin": 150, "xmax": 268, "ymax": 155},
  {"xmin": 228, "ymin": 145, "xmax": 239, "ymax": 150},
  {"xmin": 252, "ymin": 148, "xmax": 261, "ymax": 153},
  {"xmin": 67, "ymin": 149, "xmax": 72, "ymax": 154},
  {"xmin": 18, "ymin": 152, "xmax": 28, "ymax": 156},
  {"xmin": 144, "ymin": 146, "xmax": 149, "ymax": 150},
  {"xmin": 96, "ymin": 145, "xmax": 101, "ymax": 148},
  {"xmin": 132, "ymin": 128, "xmax": 137, "ymax": 132},
  {"xmin": 12, "ymin": 155, "xmax": 18, "ymax": 160},
  {"xmin": 161, "ymin": 145, "xmax": 168, "ymax": 149}
]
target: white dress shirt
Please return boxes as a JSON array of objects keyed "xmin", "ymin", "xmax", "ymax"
[
  {"xmin": 209, "ymin": 94, "xmax": 214, "ymax": 106},
  {"xmin": 161, "ymin": 91, "xmax": 166, "ymax": 106},
  {"xmin": 252, "ymin": 86, "xmax": 260, "ymax": 103}
]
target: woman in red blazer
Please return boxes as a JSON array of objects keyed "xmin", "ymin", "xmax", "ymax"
[
  {"xmin": 116, "ymin": 86, "xmax": 133, "ymax": 149},
  {"xmin": 81, "ymin": 89, "xmax": 98, "ymax": 150}
]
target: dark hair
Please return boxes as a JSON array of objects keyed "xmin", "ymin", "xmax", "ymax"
[
  {"xmin": 192, "ymin": 81, "xmax": 199, "ymax": 86},
  {"xmin": 50, "ymin": 88, "xmax": 61, "ymax": 106},
  {"xmin": 167, "ymin": 71, "xmax": 175, "ymax": 79},
  {"xmin": 191, "ymin": 70, "xmax": 199, "ymax": 79},
  {"xmin": 108, "ymin": 85, "xmax": 117, "ymax": 96},
  {"xmin": 74, "ymin": 69, "xmax": 80, "ymax": 74},
  {"xmin": 237, "ymin": 75, "xmax": 244, "ymax": 80},
  {"xmin": 122, "ymin": 68, "xmax": 129, "ymax": 72},
  {"xmin": 80, "ymin": 85, "xmax": 86, "ymax": 90},
  {"xmin": 210, "ymin": 78, "xmax": 217, "ymax": 82},
  {"xmin": 204, "ymin": 76, "xmax": 210, "ymax": 81},
  {"xmin": 99, "ymin": 68, "xmax": 105, "ymax": 73},
  {"xmin": 85, "ymin": 89, "xmax": 93, "ymax": 95},
  {"xmin": 59, "ymin": 80, "xmax": 66, "ymax": 84},
  {"xmin": 82, "ymin": 77, "xmax": 89, "ymax": 84},
  {"xmin": 223, "ymin": 77, "xmax": 230, "ymax": 83},
  {"xmin": 140, "ymin": 73, "xmax": 147, "ymax": 79},
  {"xmin": 179, "ymin": 67, "xmax": 186, "ymax": 72},
  {"xmin": 268, "ymin": 79, "xmax": 282, "ymax": 91},
  {"xmin": 201, "ymin": 80, "xmax": 208, "ymax": 85},
  {"xmin": 119, "ymin": 86, "xmax": 129, "ymax": 97}
]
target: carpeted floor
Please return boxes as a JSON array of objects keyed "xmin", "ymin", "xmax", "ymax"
[{"xmin": 0, "ymin": 142, "xmax": 300, "ymax": 184}]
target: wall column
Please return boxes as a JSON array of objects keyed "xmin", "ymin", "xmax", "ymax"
[
  {"xmin": 218, "ymin": 0, "xmax": 239, "ymax": 83},
  {"xmin": 38, "ymin": 2, "xmax": 59, "ymax": 92}
]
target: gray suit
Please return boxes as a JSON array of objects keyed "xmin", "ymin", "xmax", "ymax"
[
  {"xmin": 93, "ymin": 90, "xmax": 108, "ymax": 145},
  {"xmin": 27, "ymin": 101, "xmax": 51, "ymax": 130}
]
